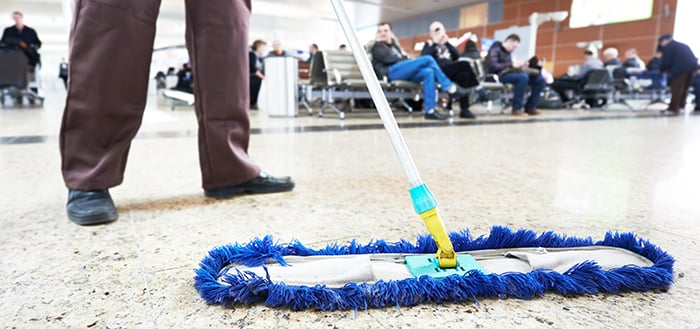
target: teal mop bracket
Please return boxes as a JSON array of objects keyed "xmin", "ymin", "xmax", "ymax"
[
  {"xmin": 405, "ymin": 254, "xmax": 486, "ymax": 279},
  {"xmin": 409, "ymin": 183, "xmax": 438, "ymax": 214}
]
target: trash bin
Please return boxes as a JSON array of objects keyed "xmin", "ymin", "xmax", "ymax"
[{"xmin": 261, "ymin": 57, "xmax": 298, "ymax": 117}]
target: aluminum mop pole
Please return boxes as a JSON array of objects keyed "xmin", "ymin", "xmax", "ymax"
[{"xmin": 329, "ymin": 0, "xmax": 456, "ymax": 268}]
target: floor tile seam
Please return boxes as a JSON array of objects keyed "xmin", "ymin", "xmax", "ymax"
[
  {"xmin": 126, "ymin": 209, "xmax": 160, "ymax": 329},
  {"xmin": 0, "ymin": 113, "xmax": 689, "ymax": 145}
]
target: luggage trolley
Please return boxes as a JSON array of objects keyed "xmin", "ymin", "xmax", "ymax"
[{"xmin": 0, "ymin": 48, "xmax": 44, "ymax": 108}]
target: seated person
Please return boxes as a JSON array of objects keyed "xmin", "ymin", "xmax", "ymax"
[
  {"xmin": 371, "ymin": 22, "xmax": 469, "ymax": 120},
  {"xmin": 460, "ymin": 33, "xmax": 481, "ymax": 60},
  {"xmin": 420, "ymin": 21, "xmax": 479, "ymax": 119},
  {"xmin": 174, "ymin": 62, "xmax": 193, "ymax": 93},
  {"xmin": 550, "ymin": 50, "xmax": 604, "ymax": 103},
  {"xmin": 646, "ymin": 47, "xmax": 663, "ymax": 71},
  {"xmin": 484, "ymin": 33, "xmax": 545, "ymax": 115},
  {"xmin": 622, "ymin": 48, "xmax": 646, "ymax": 70},
  {"xmin": 602, "ymin": 47, "xmax": 621, "ymax": 66},
  {"xmin": 154, "ymin": 71, "xmax": 167, "ymax": 90},
  {"xmin": 529, "ymin": 56, "xmax": 553, "ymax": 84}
]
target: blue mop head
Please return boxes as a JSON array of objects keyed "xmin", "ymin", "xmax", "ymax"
[{"xmin": 194, "ymin": 226, "xmax": 674, "ymax": 311}]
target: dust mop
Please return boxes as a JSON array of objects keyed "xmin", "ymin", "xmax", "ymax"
[{"xmin": 194, "ymin": 0, "xmax": 674, "ymax": 310}]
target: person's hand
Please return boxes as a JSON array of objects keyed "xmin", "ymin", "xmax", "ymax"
[
  {"xmin": 256, "ymin": 71, "xmax": 265, "ymax": 79},
  {"xmin": 20, "ymin": 41, "xmax": 28, "ymax": 48},
  {"xmin": 513, "ymin": 60, "xmax": 528, "ymax": 69},
  {"xmin": 456, "ymin": 32, "xmax": 472, "ymax": 46}
]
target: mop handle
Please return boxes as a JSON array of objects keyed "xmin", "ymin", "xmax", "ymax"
[
  {"xmin": 328, "ymin": 0, "xmax": 422, "ymax": 188},
  {"xmin": 329, "ymin": 0, "xmax": 457, "ymax": 268}
]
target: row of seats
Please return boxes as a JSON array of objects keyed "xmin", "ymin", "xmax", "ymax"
[
  {"xmin": 302, "ymin": 50, "xmax": 422, "ymax": 119},
  {"xmin": 561, "ymin": 68, "xmax": 669, "ymax": 110},
  {"xmin": 299, "ymin": 50, "xmax": 516, "ymax": 119}
]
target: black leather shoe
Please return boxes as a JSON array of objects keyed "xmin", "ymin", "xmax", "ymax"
[
  {"xmin": 66, "ymin": 189, "xmax": 118, "ymax": 225},
  {"xmin": 204, "ymin": 172, "xmax": 295, "ymax": 198},
  {"xmin": 424, "ymin": 110, "xmax": 447, "ymax": 120},
  {"xmin": 459, "ymin": 109, "xmax": 476, "ymax": 119}
]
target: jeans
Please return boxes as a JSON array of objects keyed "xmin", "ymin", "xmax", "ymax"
[
  {"xmin": 387, "ymin": 56, "xmax": 454, "ymax": 112},
  {"xmin": 500, "ymin": 72, "xmax": 545, "ymax": 111}
]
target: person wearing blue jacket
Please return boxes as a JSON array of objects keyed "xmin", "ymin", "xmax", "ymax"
[{"xmin": 658, "ymin": 34, "xmax": 698, "ymax": 114}]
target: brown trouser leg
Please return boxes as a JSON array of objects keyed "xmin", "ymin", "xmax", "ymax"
[
  {"xmin": 60, "ymin": 0, "xmax": 259, "ymax": 190},
  {"xmin": 185, "ymin": 0, "xmax": 260, "ymax": 190},
  {"xmin": 668, "ymin": 72, "xmax": 694, "ymax": 112}
]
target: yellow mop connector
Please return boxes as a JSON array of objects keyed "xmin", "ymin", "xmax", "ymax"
[{"xmin": 410, "ymin": 184, "xmax": 456, "ymax": 268}]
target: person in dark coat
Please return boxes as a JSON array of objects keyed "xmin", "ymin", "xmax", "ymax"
[
  {"xmin": 484, "ymin": 34, "xmax": 545, "ymax": 116},
  {"xmin": 58, "ymin": 57, "xmax": 69, "ymax": 89},
  {"xmin": 249, "ymin": 39, "xmax": 266, "ymax": 108},
  {"xmin": 1, "ymin": 11, "xmax": 42, "ymax": 65},
  {"xmin": 174, "ymin": 62, "xmax": 193, "ymax": 93},
  {"xmin": 658, "ymin": 34, "xmax": 698, "ymax": 114},
  {"xmin": 420, "ymin": 21, "xmax": 479, "ymax": 119}
]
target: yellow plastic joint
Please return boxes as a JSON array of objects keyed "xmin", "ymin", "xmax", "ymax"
[{"xmin": 418, "ymin": 208, "xmax": 456, "ymax": 268}]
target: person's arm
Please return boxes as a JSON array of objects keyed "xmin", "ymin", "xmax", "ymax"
[
  {"xmin": 576, "ymin": 62, "xmax": 591, "ymax": 79},
  {"xmin": 0, "ymin": 28, "xmax": 8, "ymax": 44},
  {"xmin": 660, "ymin": 46, "xmax": 672, "ymax": 71},
  {"xmin": 486, "ymin": 46, "xmax": 509, "ymax": 74},
  {"xmin": 30, "ymin": 28, "xmax": 41, "ymax": 49},
  {"xmin": 420, "ymin": 41, "xmax": 435, "ymax": 57},
  {"xmin": 372, "ymin": 42, "xmax": 403, "ymax": 65},
  {"xmin": 446, "ymin": 43, "xmax": 459, "ymax": 61}
]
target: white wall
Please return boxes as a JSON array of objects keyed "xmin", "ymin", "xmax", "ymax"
[{"xmin": 673, "ymin": 0, "xmax": 700, "ymax": 58}]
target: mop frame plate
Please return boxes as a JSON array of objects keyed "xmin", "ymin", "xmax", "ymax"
[
  {"xmin": 194, "ymin": 226, "xmax": 674, "ymax": 311},
  {"xmin": 405, "ymin": 254, "xmax": 486, "ymax": 279}
]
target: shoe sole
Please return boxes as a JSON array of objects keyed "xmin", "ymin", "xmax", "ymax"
[
  {"xmin": 68, "ymin": 210, "xmax": 118, "ymax": 226},
  {"xmin": 204, "ymin": 183, "xmax": 295, "ymax": 198}
]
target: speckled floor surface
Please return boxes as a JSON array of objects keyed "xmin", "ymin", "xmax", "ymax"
[{"xmin": 1, "ymin": 91, "xmax": 699, "ymax": 328}]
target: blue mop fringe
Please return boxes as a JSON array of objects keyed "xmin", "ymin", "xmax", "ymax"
[{"xmin": 193, "ymin": 226, "xmax": 674, "ymax": 310}]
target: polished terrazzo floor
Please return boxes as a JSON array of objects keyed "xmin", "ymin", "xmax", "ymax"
[{"xmin": 1, "ymin": 90, "xmax": 699, "ymax": 328}]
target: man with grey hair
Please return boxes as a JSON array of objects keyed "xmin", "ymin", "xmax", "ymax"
[
  {"xmin": 602, "ymin": 47, "xmax": 620, "ymax": 66},
  {"xmin": 551, "ymin": 49, "xmax": 603, "ymax": 104}
]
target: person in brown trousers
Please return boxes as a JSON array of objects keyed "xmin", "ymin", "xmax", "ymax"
[{"xmin": 60, "ymin": 0, "xmax": 294, "ymax": 226}]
